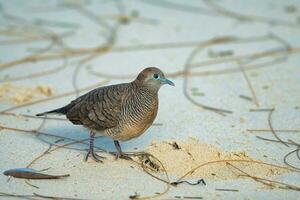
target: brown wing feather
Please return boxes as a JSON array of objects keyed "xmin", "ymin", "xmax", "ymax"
[{"xmin": 66, "ymin": 83, "xmax": 128, "ymax": 130}]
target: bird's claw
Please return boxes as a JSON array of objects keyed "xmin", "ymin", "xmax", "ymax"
[
  {"xmin": 85, "ymin": 150, "xmax": 105, "ymax": 163},
  {"xmin": 113, "ymin": 152, "xmax": 132, "ymax": 160}
]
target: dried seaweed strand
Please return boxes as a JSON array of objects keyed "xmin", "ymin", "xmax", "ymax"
[
  {"xmin": 89, "ymin": 47, "xmax": 287, "ymax": 80},
  {"xmin": 238, "ymin": 61, "xmax": 259, "ymax": 107},
  {"xmin": 98, "ymin": 14, "xmax": 159, "ymax": 25},
  {"xmin": 268, "ymin": 109, "xmax": 289, "ymax": 147},
  {"xmin": 140, "ymin": 0, "xmax": 216, "ymax": 16},
  {"xmin": 190, "ymin": 47, "xmax": 300, "ymax": 68},
  {"xmin": 239, "ymin": 95, "xmax": 252, "ymax": 102},
  {"xmin": 0, "ymin": 37, "xmax": 54, "ymax": 45},
  {"xmin": 175, "ymin": 159, "xmax": 298, "ymax": 183},
  {"xmin": 32, "ymin": 18, "xmax": 80, "ymax": 29},
  {"xmin": 287, "ymin": 139, "xmax": 300, "ymax": 147},
  {"xmin": 61, "ymin": 3, "xmax": 112, "ymax": 32},
  {"xmin": 0, "ymin": 28, "xmax": 73, "ymax": 46},
  {"xmin": 33, "ymin": 192, "xmax": 87, "ymax": 200},
  {"xmin": 256, "ymin": 136, "xmax": 295, "ymax": 145},
  {"xmin": 0, "ymin": 35, "xmax": 236, "ymax": 71},
  {"xmin": 173, "ymin": 196, "xmax": 203, "ymax": 199},
  {"xmin": 26, "ymin": 144, "xmax": 53, "ymax": 168},
  {"xmin": 0, "ymin": 125, "xmax": 96, "ymax": 150},
  {"xmin": 215, "ymin": 188, "xmax": 239, "ymax": 192},
  {"xmin": 171, "ymin": 179, "xmax": 206, "ymax": 186},
  {"xmin": 1, "ymin": 24, "xmax": 112, "ymax": 83},
  {"xmin": 0, "ymin": 60, "xmax": 68, "ymax": 83},
  {"xmin": 141, "ymin": 0, "xmax": 300, "ymax": 28},
  {"xmin": 0, "ymin": 192, "xmax": 36, "ymax": 200},
  {"xmin": 0, "ymin": 191, "xmax": 86, "ymax": 200},
  {"xmin": 24, "ymin": 180, "xmax": 39, "ymax": 189},
  {"xmin": 183, "ymin": 44, "xmax": 233, "ymax": 116},
  {"xmin": 0, "ymin": 44, "xmax": 111, "ymax": 71},
  {"xmin": 204, "ymin": 0, "xmax": 300, "ymax": 28},
  {"xmin": 185, "ymin": 55, "xmax": 286, "ymax": 77},
  {"xmin": 255, "ymin": 132, "xmax": 300, "ymax": 170},
  {"xmin": 1, "ymin": 35, "xmax": 298, "ymax": 72},
  {"xmin": 283, "ymin": 149, "xmax": 300, "ymax": 170},
  {"xmin": 249, "ymin": 108, "xmax": 274, "ymax": 112},
  {"xmin": 227, "ymin": 163, "xmax": 300, "ymax": 191},
  {"xmin": 123, "ymin": 152, "xmax": 172, "ymax": 200},
  {"xmin": 71, "ymin": 46, "xmax": 113, "ymax": 97},
  {"xmin": 247, "ymin": 129, "xmax": 300, "ymax": 133},
  {"xmin": 0, "ymin": 112, "xmax": 68, "ymax": 121}
]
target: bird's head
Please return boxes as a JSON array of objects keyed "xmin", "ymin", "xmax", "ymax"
[{"xmin": 136, "ymin": 67, "xmax": 175, "ymax": 90}]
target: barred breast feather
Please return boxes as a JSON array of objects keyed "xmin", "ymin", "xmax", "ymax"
[{"xmin": 106, "ymin": 85, "xmax": 158, "ymax": 141}]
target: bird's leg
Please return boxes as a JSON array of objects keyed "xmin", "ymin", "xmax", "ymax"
[
  {"xmin": 85, "ymin": 130, "xmax": 105, "ymax": 162},
  {"xmin": 113, "ymin": 140, "xmax": 132, "ymax": 160}
]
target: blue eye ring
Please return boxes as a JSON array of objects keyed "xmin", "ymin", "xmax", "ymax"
[{"xmin": 153, "ymin": 73, "xmax": 159, "ymax": 79}]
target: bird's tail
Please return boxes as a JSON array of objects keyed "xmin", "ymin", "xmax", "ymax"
[{"xmin": 36, "ymin": 105, "xmax": 71, "ymax": 116}]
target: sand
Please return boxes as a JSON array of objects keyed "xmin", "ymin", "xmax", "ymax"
[
  {"xmin": 0, "ymin": 83, "xmax": 53, "ymax": 105},
  {"xmin": 144, "ymin": 138, "xmax": 288, "ymax": 180}
]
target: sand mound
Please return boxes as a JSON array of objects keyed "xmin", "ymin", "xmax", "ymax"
[
  {"xmin": 145, "ymin": 138, "xmax": 288, "ymax": 180},
  {"xmin": 0, "ymin": 83, "xmax": 53, "ymax": 104}
]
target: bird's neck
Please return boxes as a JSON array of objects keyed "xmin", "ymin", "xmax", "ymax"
[{"xmin": 131, "ymin": 80, "xmax": 159, "ymax": 96}]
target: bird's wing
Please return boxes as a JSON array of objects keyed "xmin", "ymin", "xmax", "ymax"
[{"xmin": 66, "ymin": 83, "xmax": 128, "ymax": 130}]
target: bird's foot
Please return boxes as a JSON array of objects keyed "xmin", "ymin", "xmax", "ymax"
[
  {"xmin": 113, "ymin": 152, "xmax": 132, "ymax": 160},
  {"xmin": 85, "ymin": 150, "xmax": 105, "ymax": 163}
]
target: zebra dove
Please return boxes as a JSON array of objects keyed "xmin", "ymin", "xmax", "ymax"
[{"xmin": 36, "ymin": 67, "xmax": 174, "ymax": 162}]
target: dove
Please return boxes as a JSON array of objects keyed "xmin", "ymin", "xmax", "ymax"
[{"xmin": 37, "ymin": 67, "xmax": 174, "ymax": 162}]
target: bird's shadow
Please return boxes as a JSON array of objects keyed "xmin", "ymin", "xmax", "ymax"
[{"xmin": 37, "ymin": 119, "xmax": 158, "ymax": 154}]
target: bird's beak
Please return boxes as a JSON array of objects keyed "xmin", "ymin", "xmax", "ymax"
[{"xmin": 160, "ymin": 77, "xmax": 175, "ymax": 86}]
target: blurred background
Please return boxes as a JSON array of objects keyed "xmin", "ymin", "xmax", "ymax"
[{"xmin": 0, "ymin": 0, "xmax": 300, "ymax": 199}]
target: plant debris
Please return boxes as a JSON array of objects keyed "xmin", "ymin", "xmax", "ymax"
[
  {"xmin": 171, "ymin": 142, "xmax": 181, "ymax": 150},
  {"xmin": 239, "ymin": 94, "xmax": 253, "ymax": 102},
  {"xmin": 174, "ymin": 195, "xmax": 203, "ymax": 199},
  {"xmin": 129, "ymin": 192, "xmax": 140, "ymax": 199},
  {"xmin": 208, "ymin": 49, "xmax": 234, "ymax": 58},
  {"xmin": 215, "ymin": 188, "xmax": 239, "ymax": 192},
  {"xmin": 3, "ymin": 168, "xmax": 69, "ymax": 179},
  {"xmin": 139, "ymin": 154, "xmax": 161, "ymax": 172},
  {"xmin": 171, "ymin": 179, "xmax": 206, "ymax": 186}
]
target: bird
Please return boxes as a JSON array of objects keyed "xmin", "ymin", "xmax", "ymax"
[{"xmin": 36, "ymin": 67, "xmax": 175, "ymax": 162}]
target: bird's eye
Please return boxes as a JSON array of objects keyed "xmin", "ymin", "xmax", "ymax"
[{"xmin": 153, "ymin": 74, "xmax": 159, "ymax": 79}]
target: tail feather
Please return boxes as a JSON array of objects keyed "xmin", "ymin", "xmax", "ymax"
[{"xmin": 36, "ymin": 104, "xmax": 72, "ymax": 116}]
